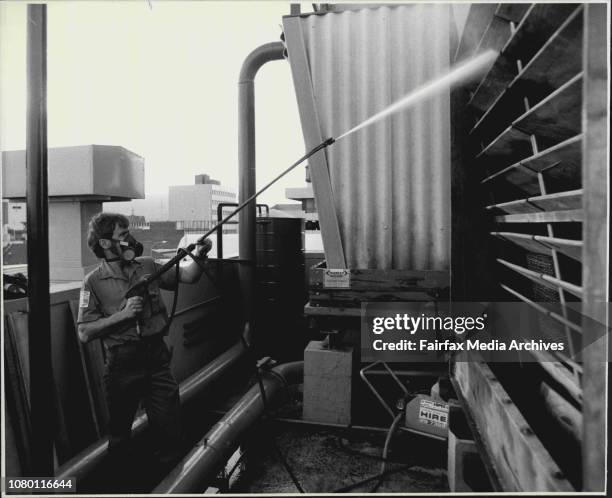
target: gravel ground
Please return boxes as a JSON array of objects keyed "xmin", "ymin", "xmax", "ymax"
[{"xmin": 231, "ymin": 423, "xmax": 449, "ymax": 494}]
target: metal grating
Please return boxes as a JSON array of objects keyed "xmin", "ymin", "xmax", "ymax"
[{"xmin": 286, "ymin": 4, "xmax": 452, "ymax": 270}]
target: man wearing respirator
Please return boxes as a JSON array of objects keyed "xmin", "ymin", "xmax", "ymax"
[{"xmin": 77, "ymin": 212, "xmax": 212, "ymax": 471}]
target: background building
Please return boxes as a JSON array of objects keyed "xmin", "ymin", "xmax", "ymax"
[
  {"xmin": 2, "ymin": 200, "xmax": 27, "ymax": 233},
  {"xmin": 286, "ymin": 185, "xmax": 318, "ymax": 230},
  {"xmin": 169, "ymin": 174, "xmax": 236, "ymax": 232},
  {"xmin": 104, "ymin": 193, "xmax": 169, "ymax": 221}
]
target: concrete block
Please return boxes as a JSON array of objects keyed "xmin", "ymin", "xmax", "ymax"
[
  {"xmin": 303, "ymin": 341, "xmax": 352, "ymax": 425},
  {"xmin": 303, "ymin": 374, "xmax": 351, "ymax": 425},
  {"xmin": 447, "ymin": 428, "xmax": 478, "ymax": 492},
  {"xmin": 304, "ymin": 340, "xmax": 352, "ymax": 378}
]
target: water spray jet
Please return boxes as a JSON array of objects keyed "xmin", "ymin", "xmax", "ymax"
[
  {"xmin": 125, "ymin": 50, "xmax": 496, "ymax": 293},
  {"xmin": 335, "ymin": 49, "xmax": 498, "ymax": 141}
]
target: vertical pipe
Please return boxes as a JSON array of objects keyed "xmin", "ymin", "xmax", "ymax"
[
  {"xmin": 26, "ymin": 3, "xmax": 54, "ymax": 476},
  {"xmin": 238, "ymin": 42, "xmax": 284, "ymax": 324}
]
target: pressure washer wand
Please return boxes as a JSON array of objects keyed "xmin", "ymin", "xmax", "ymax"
[
  {"xmin": 126, "ymin": 137, "xmax": 335, "ymax": 296},
  {"xmin": 196, "ymin": 136, "xmax": 335, "ymax": 247}
]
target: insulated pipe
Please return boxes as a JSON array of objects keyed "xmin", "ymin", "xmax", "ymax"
[
  {"xmin": 55, "ymin": 339, "xmax": 248, "ymax": 481},
  {"xmin": 154, "ymin": 361, "xmax": 303, "ymax": 494},
  {"xmin": 238, "ymin": 42, "xmax": 284, "ymax": 325},
  {"xmin": 26, "ymin": 3, "xmax": 54, "ymax": 476}
]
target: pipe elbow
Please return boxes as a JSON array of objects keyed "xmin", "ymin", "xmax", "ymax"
[{"xmin": 239, "ymin": 42, "xmax": 284, "ymax": 83}]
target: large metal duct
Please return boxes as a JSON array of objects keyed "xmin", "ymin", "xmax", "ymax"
[
  {"xmin": 153, "ymin": 361, "xmax": 303, "ymax": 494},
  {"xmin": 284, "ymin": 5, "xmax": 452, "ymax": 270},
  {"xmin": 238, "ymin": 42, "xmax": 284, "ymax": 323},
  {"xmin": 55, "ymin": 339, "xmax": 248, "ymax": 481}
]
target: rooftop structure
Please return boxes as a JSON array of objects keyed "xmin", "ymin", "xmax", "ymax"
[{"xmin": 2, "ymin": 145, "xmax": 144, "ymax": 281}]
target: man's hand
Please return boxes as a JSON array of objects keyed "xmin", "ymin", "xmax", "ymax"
[
  {"xmin": 195, "ymin": 238, "xmax": 213, "ymax": 259},
  {"xmin": 123, "ymin": 296, "xmax": 144, "ymax": 318}
]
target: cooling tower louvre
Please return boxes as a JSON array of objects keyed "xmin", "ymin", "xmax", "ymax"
[{"xmin": 455, "ymin": 2, "xmax": 608, "ymax": 492}]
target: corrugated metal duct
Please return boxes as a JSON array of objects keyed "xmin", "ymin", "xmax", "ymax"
[{"xmin": 285, "ymin": 4, "xmax": 451, "ymax": 270}]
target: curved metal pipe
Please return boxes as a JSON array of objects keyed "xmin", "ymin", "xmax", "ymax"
[
  {"xmin": 154, "ymin": 361, "xmax": 303, "ymax": 494},
  {"xmin": 238, "ymin": 42, "xmax": 285, "ymax": 324},
  {"xmin": 55, "ymin": 339, "xmax": 248, "ymax": 481}
]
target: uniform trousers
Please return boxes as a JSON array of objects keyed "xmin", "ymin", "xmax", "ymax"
[{"xmin": 104, "ymin": 335, "xmax": 181, "ymax": 465}]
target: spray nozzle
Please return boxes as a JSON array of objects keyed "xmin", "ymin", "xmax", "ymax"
[{"xmin": 323, "ymin": 137, "xmax": 335, "ymax": 147}]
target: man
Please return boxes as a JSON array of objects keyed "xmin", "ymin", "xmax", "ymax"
[{"xmin": 77, "ymin": 212, "xmax": 212, "ymax": 471}]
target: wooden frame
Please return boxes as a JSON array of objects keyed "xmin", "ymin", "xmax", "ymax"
[
  {"xmin": 581, "ymin": 3, "xmax": 609, "ymax": 491},
  {"xmin": 452, "ymin": 3, "xmax": 609, "ymax": 492},
  {"xmin": 282, "ymin": 16, "xmax": 346, "ymax": 269},
  {"xmin": 308, "ymin": 261, "xmax": 450, "ymax": 307},
  {"xmin": 453, "ymin": 357, "xmax": 574, "ymax": 492}
]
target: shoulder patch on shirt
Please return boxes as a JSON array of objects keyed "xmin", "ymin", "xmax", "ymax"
[{"xmin": 79, "ymin": 290, "xmax": 91, "ymax": 308}]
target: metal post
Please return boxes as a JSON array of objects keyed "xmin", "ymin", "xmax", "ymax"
[{"xmin": 26, "ymin": 3, "xmax": 54, "ymax": 476}]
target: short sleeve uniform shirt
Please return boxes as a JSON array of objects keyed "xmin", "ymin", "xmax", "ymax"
[{"xmin": 77, "ymin": 257, "xmax": 173, "ymax": 349}]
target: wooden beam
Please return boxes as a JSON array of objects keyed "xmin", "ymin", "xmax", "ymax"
[
  {"xmin": 481, "ymin": 135, "xmax": 582, "ymax": 197},
  {"xmin": 478, "ymin": 73, "xmax": 582, "ymax": 164},
  {"xmin": 309, "ymin": 266, "xmax": 450, "ymax": 291},
  {"xmin": 304, "ymin": 303, "xmax": 361, "ymax": 317},
  {"xmin": 529, "ymin": 349, "xmax": 583, "ymax": 405},
  {"xmin": 454, "ymin": 3, "xmax": 499, "ymax": 63},
  {"xmin": 471, "ymin": 8, "xmax": 584, "ymax": 140},
  {"xmin": 474, "ymin": 15, "xmax": 512, "ymax": 57},
  {"xmin": 494, "ymin": 3, "xmax": 529, "ymax": 24},
  {"xmin": 513, "ymin": 73, "xmax": 583, "ymax": 147},
  {"xmin": 453, "ymin": 358, "xmax": 574, "ymax": 491},
  {"xmin": 541, "ymin": 382, "xmax": 582, "ymax": 444},
  {"xmin": 487, "ymin": 189, "xmax": 582, "ymax": 214},
  {"xmin": 497, "ymin": 258, "xmax": 583, "ymax": 298},
  {"xmin": 469, "ymin": 4, "xmax": 579, "ymax": 113},
  {"xmin": 282, "ymin": 17, "xmax": 346, "ymax": 269},
  {"xmin": 492, "ymin": 231, "xmax": 582, "ymax": 262},
  {"xmin": 495, "ymin": 209, "xmax": 582, "ymax": 224},
  {"xmin": 581, "ymin": 3, "xmax": 608, "ymax": 491}
]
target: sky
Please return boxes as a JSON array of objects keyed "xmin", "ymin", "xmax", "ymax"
[{"xmin": 0, "ymin": 1, "xmax": 306, "ymax": 206}]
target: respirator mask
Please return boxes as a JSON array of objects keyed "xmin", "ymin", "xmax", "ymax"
[{"xmin": 109, "ymin": 234, "xmax": 143, "ymax": 262}]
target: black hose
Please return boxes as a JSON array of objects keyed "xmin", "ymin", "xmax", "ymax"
[
  {"xmin": 335, "ymin": 435, "xmax": 407, "ymax": 463},
  {"xmin": 332, "ymin": 404, "xmax": 407, "ymax": 493},
  {"xmin": 371, "ymin": 410, "xmax": 404, "ymax": 492},
  {"xmin": 333, "ymin": 464, "xmax": 414, "ymax": 493},
  {"xmin": 239, "ymin": 333, "xmax": 306, "ymax": 493}
]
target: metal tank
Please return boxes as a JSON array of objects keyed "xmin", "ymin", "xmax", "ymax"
[
  {"xmin": 283, "ymin": 4, "xmax": 452, "ymax": 270},
  {"xmin": 254, "ymin": 217, "xmax": 306, "ymax": 360}
]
